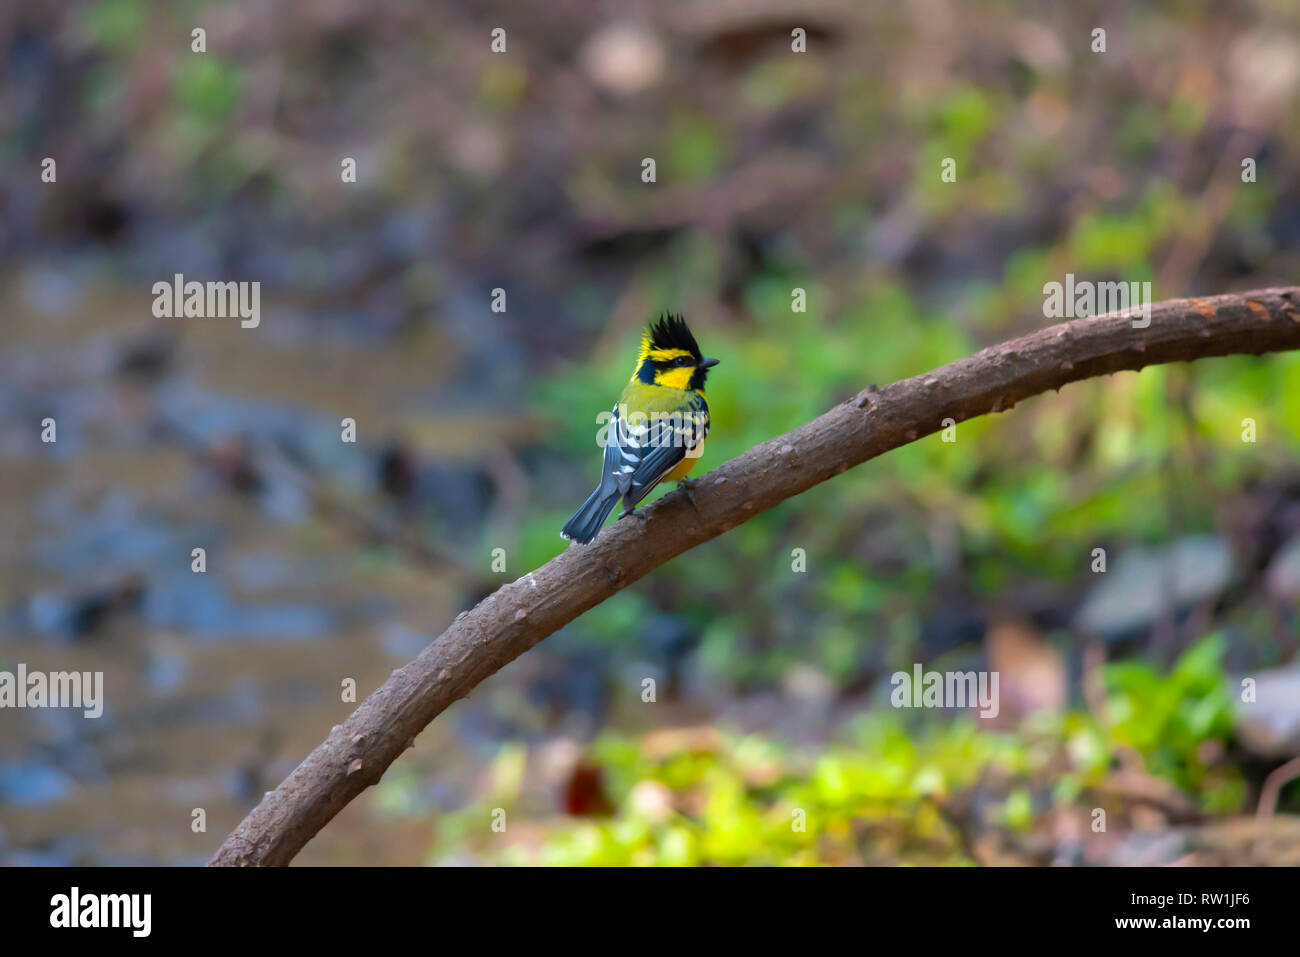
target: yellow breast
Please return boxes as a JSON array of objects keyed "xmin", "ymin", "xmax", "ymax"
[{"xmin": 662, "ymin": 439, "xmax": 705, "ymax": 482}]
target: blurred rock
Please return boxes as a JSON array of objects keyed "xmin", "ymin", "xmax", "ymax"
[
  {"xmin": 1074, "ymin": 535, "xmax": 1235, "ymax": 640},
  {"xmin": 1236, "ymin": 666, "xmax": 1300, "ymax": 758},
  {"xmin": 1265, "ymin": 533, "xmax": 1300, "ymax": 602}
]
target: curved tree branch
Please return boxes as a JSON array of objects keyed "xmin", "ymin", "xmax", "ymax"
[{"xmin": 209, "ymin": 286, "xmax": 1300, "ymax": 865}]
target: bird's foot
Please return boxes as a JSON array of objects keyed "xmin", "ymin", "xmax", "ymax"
[
  {"xmin": 617, "ymin": 506, "xmax": 648, "ymax": 524},
  {"xmin": 677, "ymin": 478, "xmax": 698, "ymax": 508}
]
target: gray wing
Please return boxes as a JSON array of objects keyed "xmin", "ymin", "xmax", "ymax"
[{"xmin": 602, "ymin": 402, "xmax": 708, "ymax": 509}]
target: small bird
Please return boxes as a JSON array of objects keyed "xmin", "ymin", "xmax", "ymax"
[{"xmin": 562, "ymin": 314, "xmax": 719, "ymax": 544}]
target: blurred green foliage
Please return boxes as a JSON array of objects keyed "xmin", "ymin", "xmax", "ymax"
[
  {"xmin": 1105, "ymin": 634, "xmax": 1242, "ymax": 810},
  {"xmin": 420, "ymin": 638, "xmax": 1241, "ymax": 864}
]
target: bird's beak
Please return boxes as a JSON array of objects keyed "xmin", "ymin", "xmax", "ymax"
[{"xmin": 699, "ymin": 357, "xmax": 720, "ymax": 369}]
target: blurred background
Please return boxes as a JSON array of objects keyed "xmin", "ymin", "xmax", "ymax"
[{"xmin": 2, "ymin": 1, "xmax": 1300, "ymax": 866}]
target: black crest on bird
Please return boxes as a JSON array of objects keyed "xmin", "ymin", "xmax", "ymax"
[{"xmin": 643, "ymin": 313, "xmax": 703, "ymax": 361}]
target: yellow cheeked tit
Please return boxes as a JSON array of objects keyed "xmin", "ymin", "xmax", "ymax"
[{"xmin": 562, "ymin": 315, "xmax": 719, "ymax": 544}]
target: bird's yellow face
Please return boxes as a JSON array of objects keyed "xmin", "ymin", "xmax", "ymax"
[
  {"xmin": 645, "ymin": 348, "xmax": 700, "ymax": 391},
  {"xmin": 634, "ymin": 326, "xmax": 720, "ymax": 393}
]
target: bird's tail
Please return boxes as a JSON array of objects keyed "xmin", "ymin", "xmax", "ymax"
[{"xmin": 561, "ymin": 486, "xmax": 620, "ymax": 544}]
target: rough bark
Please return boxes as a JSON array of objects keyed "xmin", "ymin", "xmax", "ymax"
[{"xmin": 209, "ymin": 286, "xmax": 1300, "ymax": 865}]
